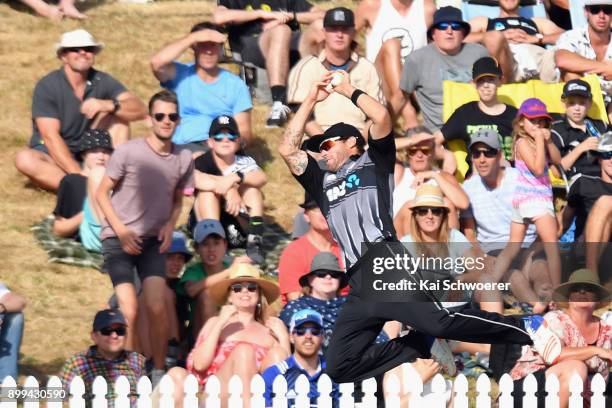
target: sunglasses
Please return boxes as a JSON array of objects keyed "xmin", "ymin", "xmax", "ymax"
[
  {"xmin": 64, "ymin": 46, "xmax": 98, "ymax": 53},
  {"xmin": 212, "ymin": 132, "xmax": 239, "ymax": 142},
  {"xmin": 319, "ymin": 137, "xmax": 343, "ymax": 152},
  {"xmin": 292, "ymin": 327, "xmax": 323, "ymax": 336},
  {"xmin": 597, "ymin": 151, "xmax": 612, "ymax": 160},
  {"xmin": 99, "ymin": 326, "xmax": 127, "ymax": 336},
  {"xmin": 313, "ymin": 270, "xmax": 342, "ymax": 279},
  {"xmin": 588, "ymin": 5, "xmax": 612, "ymax": 14},
  {"xmin": 435, "ymin": 22, "xmax": 464, "ymax": 31},
  {"xmin": 230, "ymin": 282, "xmax": 258, "ymax": 293},
  {"xmin": 408, "ymin": 146, "xmax": 432, "ymax": 156},
  {"xmin": 471, "ymin": 148, "xmax": 498, "ymax": 159},
  {"xmin": 153, "ymin": 113, "xmax": 180, "ymax": 122},
  {"xmin": 413, "ymin": 207, "xmax": 446, "ymax": 217},
  {"xmin": 570, "ymin": 284, "xmax": 596, "ymax": 293}
]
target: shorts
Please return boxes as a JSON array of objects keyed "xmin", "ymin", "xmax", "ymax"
[
  {"xmin": 102, "ymin": 237, "xmax": 166, "ymax": 287},
  {"xmin": 511, "ymin": 201, "xmax": 555, "ymax": 224},
  {"xmin": 32, "ymin": 143, "xmax": 81, "ymax": 161},
  {"xmin": 236, "ymin": 31, "xmax": 302, "ymax": 69},
  {"xmin": 509, "ymin": 44, "xmax": 558, "ymax": 83},
  {"xmin": 487, "ymin": 247, "xmax": 547, "ymax": 271}
]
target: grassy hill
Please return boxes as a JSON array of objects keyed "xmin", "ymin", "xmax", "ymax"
[{"xmin": 0, "ymin": 0, "xmax": 309, "ymax": 377}]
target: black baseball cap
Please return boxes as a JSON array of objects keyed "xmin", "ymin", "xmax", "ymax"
[
  {"xmin": 304, "ymin": 122, "xmax": 366, "ymax": 153},
  {"xmin": 93, "ymin": 309, "xmax": 127, "ymax": 331},
  {"xmin": 299, "ymin": 191, "xmax": 318, "ymax": 209},
  {"xmin": 472, "ymin": 57, "xmax": 502, "ymax": 81},
  {"xmin": 323, "ymin": 7, "xmax": 355, "ymax": 28},
  {"xmin": 562, "ymin": 79, "xmax": 592, "ymax": 100},
  {"xmin": 209, "ymin": 115, "xmax": 239, "ymax": 136},
  {"xmin": 76, "ymin": 128, "xmax": 113, "ymax": 154}
]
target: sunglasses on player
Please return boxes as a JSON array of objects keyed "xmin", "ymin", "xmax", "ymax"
[
  {"xmin": 471, "ymin": 148, "xmax": 498, "ymax": 159},
  {"xmin": 319, "ymin": 137, "xmax": 344, "ymax": 152},
  {"xmin": 230, "ymin": 282, "xmax": 258, "ymax": 293},
  {"xmin": 212, "ymin": 133, "xmax": 240, "ymax": 142},
  {"xmin": 292, "ymin": 327, "xmax": 323, "ymax": 336},
  {"xmin": 153, "ymin": 113, "xmax": 180, "ymax": 122},
  {"xmin": 413, "ymin": 207, "xmax": 446, "ymax": 217},
  {"xmin": 99, "ymin": 326, "xmax": 127, "ymax": 336}
]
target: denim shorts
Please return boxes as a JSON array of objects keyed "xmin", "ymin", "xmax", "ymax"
[{"xmin": 102, "ymin": 237, "xmax": 166, "ymax": 287}]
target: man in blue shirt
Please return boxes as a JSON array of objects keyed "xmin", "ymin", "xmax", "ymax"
[
  {"xmin": 262, "ymin": 309, "xmax": 339, "ymax": 407},
  {"xmin": 150, "ymin": 22, "xmax": 253, "ymax": 151}
]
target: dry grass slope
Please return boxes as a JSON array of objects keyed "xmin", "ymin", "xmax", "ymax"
[{"xmin": 0, "ymin": 0, "xmax": 313, "ymax": 376}]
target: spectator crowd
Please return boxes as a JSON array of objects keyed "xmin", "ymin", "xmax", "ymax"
[{"xmin": 6, "ymin": 0, "xmax": 612, "ymax": 406}]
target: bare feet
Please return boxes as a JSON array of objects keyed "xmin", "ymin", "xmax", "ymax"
[
  {"xmin": 59, "ymin": 1, "xmax": 87, "ymax": 19},
  {"xmin": 37, "ymin": 4, "xmax": 64, "ymax": 20}
]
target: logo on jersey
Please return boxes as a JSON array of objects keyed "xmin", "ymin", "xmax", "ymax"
[
  {"xmin": 494, "ymin": 22, "xmax": 505, "ymax": 31},
  {"xmin": 382, "ymin": 28, "xmax": 415, "ymax": 59},
  {"xmin": 346, "ymin": 173, "xmax": 360, "ymax": 188},
  {"xmin": 325, "ymin": 173, "xmax": 361, "ymax": 202}
]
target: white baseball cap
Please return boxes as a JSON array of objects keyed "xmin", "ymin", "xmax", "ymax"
[
  {"xmin": 584, "ymin": 0, "xmax": 612, "ymax": 6},
  {"xmin": 55, "ymin": 29, "xmax": 104, "ymax": 55}
]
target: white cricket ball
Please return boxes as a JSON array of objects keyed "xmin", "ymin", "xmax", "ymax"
[{"xmin": 331, "ymin": 72, "xmax": 343, "ymax": 87}]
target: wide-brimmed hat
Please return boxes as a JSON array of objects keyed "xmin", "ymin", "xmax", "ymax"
[
  {"xmin": 55, "ymin": 29, "xmax": 104, "ymax": 56},
  {"xmin": 208, "ymin": 263, "xmax": 280, "ymax": 305},
  {"xmin": 299, "ymin": 252, "xmax": 348, "ymax": 289},
  {"xmin": 427, "ymin": 6, "xmax": 470, "ymax": 39},
  {"xmin": 553, "ymin": 269, "xmax": 610, "ymax": 303},
  {"xmin": 408, "ymin": 185, "xmax": 450, "ymax": 210}
]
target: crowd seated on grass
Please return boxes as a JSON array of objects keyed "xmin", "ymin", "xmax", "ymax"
[
  {"xmin": 9, "ymin": 0, "xmax": 612, "ymax": 401},
  {"xmin": 0, "ymin": 283, "xmax": 26, "ymax": 382}
]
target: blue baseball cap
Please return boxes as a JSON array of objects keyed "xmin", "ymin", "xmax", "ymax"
[
  {"xmin": 194, "ymin": 219, "xmax": 226, "ymax": 244},
  {"xmin": 290, "ymin": 308, "xmax": 323, "ymax": 332},
  {"xmin": 93, "ymin": 309, "xmax": 126, "ymax": 331},
  {"xmin": 168, "ymin": 231, "xmax": 193, "ymax": 261}
]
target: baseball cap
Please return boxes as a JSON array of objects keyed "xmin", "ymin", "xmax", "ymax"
[
  {"xmin": 209, "ymin": 115, "xmax": 239, "ymax": 137},
  {"xmin": 323, "ymin": 7, "xmax": 355, "ymax": 28},
  {"xmin": 168, "ymin": 231, "xmax": 193, "ymax": 261},
  {"xmin": 76, "ymin": 128, "xmax": 114, "ymax": 154},
  {"xmin": 299, "ymin": 191, "xmax": 318, "ymax": 209},
  {"xmin": 194, "ymin": 219, "xmax": 226, "ymax": 244},
  {"xmin": 468, "ymin": 128, "xmax": 502, "ymax": 150},
  {"xmin": 93, "ymin": 309, "xmax": 126, "ymax": 331},
  {"xmin": 518, "ymin": 98, "xmax": 552, "ymax": 121},
  {"xmin": 304, "ymin": 122, "xmax": 366, "ymax": 153},
  {"xmin": 55, "ymin": 29, "xmax": 103, "ymax": 56},
  {"xmin": 562, "ymin": 79, "xmax": 592, "ymax": 100},
  {"xmin": 597, "ymin": 131, "xmax": 612, "ymax": 153},
  {"xmin": 427, "ymin": 6, "xmax": 471, "ymax": 38},
  {"xmin": 472, "ymin": 57, "xmax": 502, "ymax": 81},
  {"xmin": 289, "ymin": 308, "xmax": 323, "ymax": 332}
]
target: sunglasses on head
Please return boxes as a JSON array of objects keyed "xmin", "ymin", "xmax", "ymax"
[
  {"xmin": 313, "ymin": 270, "xmax": 342, "ymax": 279},
  {"xmin": 319, "ymin": 137, "xmax": 343, "ymax": 152},
  {"xmin": 65, "ymin": 46, "xmax": 98, "ymax": 53},
  {"xmin": 212, "ymin": 132, "xmax": 239, "ymax": 142},
  {"xmin": 435, "ymin": 22, "xmax": 464, "ymax": 31},
  {"xmin": 292, "ymin": 327, "xmax": 323, "ymax": 336},
  {"xmin": 471, "ymin": 148, "xmax": 498, "ymax": 159},
  {"xmin": 413, "ymin": 207, "xmax": 446, "ymax": 217},
  {"xmin": 230, "ymin": 282, "xmax": 258, "ymax": 293},
  {"xmin": 153, "ymin": 113, "xmax": 180, "ymax": 122},
  {"xmin": 99, "ymin": 326, "xmax": 127, "ymax": 336},
  {"xmin": 408, "ymin": 146, "xmax": 432, "ymax": 156},
  {"xmin": 588, "ymin": 5, "xmax": 612, "ymax": 14}
]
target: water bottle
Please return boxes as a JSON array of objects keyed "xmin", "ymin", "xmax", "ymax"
[{"xmin": 585, "ymin": 119, "xmax": 601, "ymax": 138}]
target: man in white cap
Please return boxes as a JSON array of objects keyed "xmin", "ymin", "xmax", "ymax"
[
  {"xmin": 151, "ymin": 22, "xmax": 254, "ymax": 150},
  {"xmin": 555, "ymin": 0, "xmax": 612, "ymax": 113},
  {"xmin": 15, "ymin": 29, "xmax": 147, "ymax": 192}
]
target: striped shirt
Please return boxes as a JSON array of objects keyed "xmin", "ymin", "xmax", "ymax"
[
  {"xmin": 295, "ymin": 132, "xmax": 396, "ymax": 275},
  {"xmin": 60, "ymin": 346, "xmax": 146, "ymax": 406}
]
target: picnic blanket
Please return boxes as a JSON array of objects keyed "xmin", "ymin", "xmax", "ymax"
[{"xmin": 32, "ymin": 216, "xmax": 292, "ymax": 278}]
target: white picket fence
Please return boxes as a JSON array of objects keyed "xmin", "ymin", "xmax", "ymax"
[{"xmin": 0, "ymin": 372, "xmax": 608, "ymax": 407}]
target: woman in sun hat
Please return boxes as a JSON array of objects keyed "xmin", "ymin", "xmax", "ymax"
[
  {"xmin": 185, "ymin": 263, "xmax": 289, "ymax": 400},
  {"xmin": 510, "ymin": 268, "xmax": 612, "ymax": 408}
]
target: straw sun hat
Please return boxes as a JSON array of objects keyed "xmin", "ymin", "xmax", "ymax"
[
  {"xmin": 208, "ymin": 263, "xmax": 280, "ymax": 305},
  {"xmin": 408, "ymin": 185, "xmax": 450, "ymax": 210}
]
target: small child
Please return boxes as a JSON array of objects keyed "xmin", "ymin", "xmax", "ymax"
[
  {"xmin": 492, "ymin": 99, "xmax": 562, "ymax": 312},
  {"xmin": 192, "ymin": 115, "xmax": 267, "ymax": 264}
]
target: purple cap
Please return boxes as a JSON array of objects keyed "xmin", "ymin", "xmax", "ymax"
[{"xmin": 517, "ymin": 98, "xmax": 552, "ymax": 121}]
